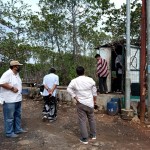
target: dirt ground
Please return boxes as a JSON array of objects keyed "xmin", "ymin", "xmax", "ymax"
[{"xmin": 0, "ymin": 97, "xmax": 150, "ymax": 150}]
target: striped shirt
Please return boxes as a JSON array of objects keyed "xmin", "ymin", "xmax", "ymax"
[{"xmin": 97, "ymin": 57, "xmax": 109, "ymax": 77}]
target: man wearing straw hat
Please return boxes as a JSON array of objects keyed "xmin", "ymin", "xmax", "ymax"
[{"xmin": 0, "ymin": 60, "xmax": 27, "ymax": 138}]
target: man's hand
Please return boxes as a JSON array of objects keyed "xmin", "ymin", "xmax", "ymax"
[
  {"xmin": 47, "ymin": 88, "xmax": 53, "ymax": 96},
  {"xmin": 11, "ymin": 87, "xmax": 18, "ymax": 93},
  {"xmin": 94, "ymin": 104, "xmax": 99, "ymax": 110},
  {"xmin": 74, "ymin": 96, "xmax": 79, "ymax": 103}
]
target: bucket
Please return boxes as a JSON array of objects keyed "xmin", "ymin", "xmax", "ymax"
[
  {"xmin": 107, "ymin": 101, "xmax": 118, "ymax": 116},
  {"xmin": 111, "ymin": 98, "xmax": 121, "ymax": 114}
]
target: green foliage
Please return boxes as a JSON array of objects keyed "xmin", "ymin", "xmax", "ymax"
[
  {"xmin": 12, "ymin": 51, "xmax": 96, "ymax": 85},
  {"xmin": 2, "ymin": 0, "xmax": 139, "ymax": 85},
  {"xmin": 29, "ymin": 0, "xmax": 112, "ymax": 55},
  {"xmin": 0, "ymin": 62, "xmax": 8, "ymax": 77},
  {"xmin": 0, "ymin": 33, "xmax": 29, "ymax": 62},
  {"xmin": 102, "ymin": 0, "xmax": 141, "ymax": 43},
  {"xmin": 0, "ymin": 0, "xmax": 33, "ymax": 63}
]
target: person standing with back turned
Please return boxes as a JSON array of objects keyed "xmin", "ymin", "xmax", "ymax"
[
  {"xmin": 0, "ymin": 60, "xmax": 27, "ymax": 138},
  {"xmin": 42, "ymin": 67, "xmax": 59, "ymax": 122},
  {"xmin": 95, "ymin": 54, "xmax": 109, "ymax": 94},
  {"xmin": 67, "ymin": 66, "xmax": 97, "ymax": 144}
]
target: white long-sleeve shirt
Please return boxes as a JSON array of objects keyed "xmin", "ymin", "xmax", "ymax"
[{"xmin": 67, "ymin": 75, "xmax": 97, "ymax": 108}]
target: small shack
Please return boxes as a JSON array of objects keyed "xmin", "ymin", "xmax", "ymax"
[{"xmin": 95, "ymin": 40, "xmax": 140, "ymax": 95}]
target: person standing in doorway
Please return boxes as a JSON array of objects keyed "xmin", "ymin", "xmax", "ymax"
[
  {"xmin": 115, "ymin": 51, "xmax": 123, "ymax": 92},
  {"xmin": 42, "ymin": 67, "xmax": 59, "ymax": 122},
  {"xmin": 95, "ymin": 54, "xmax": 109, "ymax": 94},
  {"xmin": 0, "ymin": 60, "xmax": 27, "ymax": 138},
  {"xmin": 67, "ymin": 66, "xmax": 97, "ymax": 144}
]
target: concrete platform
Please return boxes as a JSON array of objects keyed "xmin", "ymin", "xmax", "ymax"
[{"xmin": 57, "ymin": 89, "xmax": 124, "ymax": 111}]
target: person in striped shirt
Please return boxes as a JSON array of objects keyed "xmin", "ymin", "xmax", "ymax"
[{"xmin": 95, "ymin": 54, "xmax": 109, "ymax": 94}]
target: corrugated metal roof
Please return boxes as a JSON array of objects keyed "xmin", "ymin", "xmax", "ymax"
[{"xmin": 94, "ymin": 39, "xmax": 140, "ymax": 50}]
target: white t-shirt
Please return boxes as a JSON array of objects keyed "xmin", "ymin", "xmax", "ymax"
[
  {"xmin": 42, "ymin": 73, "xmax": 59, "ymax": 97},
  {"xmin": 67, "ymin": 76, "xmax": 97, "ymax": 108},
  {"xmin": 0, "ymin": 69, "xmax": 22, "ymax": 103}
]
